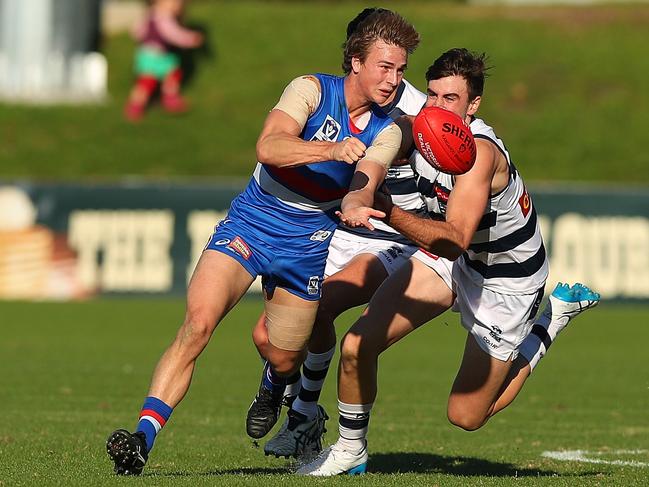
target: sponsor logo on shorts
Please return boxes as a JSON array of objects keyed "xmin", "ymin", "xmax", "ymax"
[
  {"xmin": 489, "ymin": 325, "xmax": 503, "ymax": 343},
  {"xmin": 307, "ymin": 276, "xmax": 320, "ymax": 295},
  {"xmin": 312, "ymin": 115, "xmax": 341, "ymax": 142},
  {"xmin": 382, "ymin": 246, "xmax": 403, "ymax": 264},
  {"xmin": 482, "ymin": 335, "xmax": 500, "ymax": 349},
  {"xmin": 217, "ymin": 218, "xmax": 232, "ymax": 227},
  {"xmin": 213, "ymin": 238, "xmax": 231, "ymax": 245},
  {"xmin": 227, "ymin": 236, "xmax": 251, "ymax": 260},
  {"xmin": 310, "ymin": 230, "xmax": 332, "ymax": 242}
]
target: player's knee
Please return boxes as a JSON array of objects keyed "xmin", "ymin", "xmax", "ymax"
[
  {"xmin": 267, "ymin": 349, "xmax": 303, "ymax": 376},
  {"xmin": 446, "ymin": 403, "xmax": 486, "ymax": 431},
  {"xmin": 315, "ymin": 298, "xmax": 342, "ymax": 325},
  {"xmin": 181, "ymin": 306, "xmax": 220, "ymax": 342},
  {"xmin": 340, "ymin": 331, "xmax": 377, "ymax": 370},
  {"xmin": 251, "ymin": 320, "xmax": 268, "ymax": 351}
]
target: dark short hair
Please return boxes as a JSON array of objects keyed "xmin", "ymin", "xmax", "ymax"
[
  {"xmin": 426, "ymin": 48, "xmax": 490, "ymax": 100},
  {"xmin": 342, "ymin": 9, "xmax": 419, "ymax": 74},
  {"xmin": 346, "ymin": 8, "xmax": 387, "ymax": 39}
]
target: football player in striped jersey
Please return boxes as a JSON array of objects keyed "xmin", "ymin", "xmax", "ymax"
[{"xmin": 299, "ymin": 48, "xmax": 600, "ymax": 476}]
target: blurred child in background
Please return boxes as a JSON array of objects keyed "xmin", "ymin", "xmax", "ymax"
[{"xmin": 124, "ymin": 0, "xmax": 204, "ymax": 121}]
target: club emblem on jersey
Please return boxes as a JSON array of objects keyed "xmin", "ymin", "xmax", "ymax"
[
  {"xmin": 312, "ymin": 115, "xmax": 341, "ymax": 142},
  {"xmin": 227, "ymin": 236, "xmax": 251, "ymax": 260},
  {"xmin": 518, "ymin": 187, "xmax": 531, "ymax": 217},
  {"xmin": 307, "ymin": 276, "xmax": 320, "ymax": 295}
]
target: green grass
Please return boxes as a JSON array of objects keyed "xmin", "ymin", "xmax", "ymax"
[
  {"xmin": 1, "ymin": 298, "xmax": 647, "ymax": 485},
  {"xmin": 1, "ymin": 2, "xmax": 648, "ymax": 183}
]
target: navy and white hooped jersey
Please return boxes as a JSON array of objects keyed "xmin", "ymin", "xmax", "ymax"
[
  {"xmin": 253, "ymin": 73, "xmax": 394, "ymax": 213},
  {"xmin": 341, "ymin": 79, "xmax": 428, "ymax": 245},
  {"xmin": 413, "ymin": 117, "xmax": 548, "ymax": 294}
]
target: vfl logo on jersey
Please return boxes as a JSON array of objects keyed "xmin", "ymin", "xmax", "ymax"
[
  {"xmin": 227, "ymin": 236, "xmax": 251, "ymax": 260},
  {"xmin": 307, "ymin": 276, "xmax": 320, "ymax": 295},
  {"xmin": 310, "ymin": 230, "xmax": 332, "ymax": 242},
  {"xmin": 518, "ymin": 187, "xmax": 531, "ymax": 218},
  {"xmin": 311, "ymin": 115, "xmax": 341, "ymax": 142}
]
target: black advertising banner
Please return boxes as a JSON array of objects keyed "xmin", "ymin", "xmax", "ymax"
[{"xmin": 0, "ymin": 181, "xmax": 647, "ymax": 301}]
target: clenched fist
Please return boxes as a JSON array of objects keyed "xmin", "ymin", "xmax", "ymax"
[{"xmin": 331, "ymin": 137, "xmax": 367, "ymax": 164}]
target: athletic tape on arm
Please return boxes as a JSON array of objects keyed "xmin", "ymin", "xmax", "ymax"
[
  {"xmin": 364, "ymin": 122, "xmax": 402, "ymax": 169},
  {"xmin": 273, "ymin": 76, "xmax": 322, "ymax": 128}
]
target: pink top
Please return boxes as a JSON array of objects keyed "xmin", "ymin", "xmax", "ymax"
[{"xmin": 133, "ymin": 12, "xmax": 197, "ymax": 50}]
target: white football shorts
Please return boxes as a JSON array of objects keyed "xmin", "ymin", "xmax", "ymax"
[
  {"xmin": 412, "ymin": 249, "xmax": 544, "ymax": 361},
  {"xmin": 324, "ymin": 228, "xmax": 418, "ymax": 278}
]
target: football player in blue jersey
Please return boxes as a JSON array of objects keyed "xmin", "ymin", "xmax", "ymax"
[
  {"xmin": 298, "ymin": 48, "xmax": 600, "ymax": 476},
  {"xmin": 105, "ymin": 8, "xmax": 419, "ymax": 476},
  {"xmin": 247, "ymin": 8, "xmax": 429, "ymax": 460}
]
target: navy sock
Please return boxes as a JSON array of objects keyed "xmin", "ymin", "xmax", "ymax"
[{"xmin": 261, "ymin": 361, "xmax": 287, "ymax": 395}]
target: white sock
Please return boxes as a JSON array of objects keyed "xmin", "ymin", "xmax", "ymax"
[
  {"xmin": 337, "ymin": 400, "xmax": 372, "ymax": 454},
  {"xmin": 519, "ymin": 304, "xmax": 556, "ymax": 372}
]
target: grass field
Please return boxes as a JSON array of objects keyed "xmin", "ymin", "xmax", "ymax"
[
  {"xmin": 1, "ymin": 298, "xmax": 647, "ymax": 486},
  {"xmin": 1, "ymin": 2, "xmax": 648, "ymax": 183}
]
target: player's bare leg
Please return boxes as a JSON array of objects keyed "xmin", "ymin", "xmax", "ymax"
[
  {"xmin": 446, "ymin": 335, "xmax": 515, "ymax": 431},
  {"xmin": 264, "ymin": 253, "xmax": 390, "ymax": 458},
  {"xmin": 450, "ymin": 282, "xmax": 601, "ymax": 426},
  {"xmin": 107, "ymin": 250, "xmax": 254, "ymax": 475},
  {"xmin": 246, "ymin": 288, "xmax": 317, "ymax": 439},
  {"xmin": 298, "ymin": 259, "xmax": 453, "ymax": 476}
]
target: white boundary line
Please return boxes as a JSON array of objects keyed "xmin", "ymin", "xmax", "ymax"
[{"xmin": 542, "ymin": 450, "xmax": 649, "ymax": 468}]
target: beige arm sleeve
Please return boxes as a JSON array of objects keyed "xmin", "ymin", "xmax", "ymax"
[
  {"xmin": 272, "ymin": 75, "xmax": 322, "ymax": 128},
  {"xmin": 363, "ymin": 122, "xmax": 402, "ymax": 169}
]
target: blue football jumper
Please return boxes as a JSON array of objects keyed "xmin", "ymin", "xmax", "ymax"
[{"xmin": 206, "ymin": 74, "xmax": 393, "ymax": 300}]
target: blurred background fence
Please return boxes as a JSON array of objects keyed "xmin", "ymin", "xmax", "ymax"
[{"xmin": 1, "ymin": 0, "xmax": 647, "ymax": 301}]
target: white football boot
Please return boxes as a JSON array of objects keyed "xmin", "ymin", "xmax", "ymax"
[
  {"xmin": 264, "ymin": 405, "xmax": 328, "ymax": 460},
  {"xmin": 296, "ymin": 441, "xmax": 368, "ymax": 476},
  {"xmin": 543, "ymin": 282, "xmax": 600, "ymax": 332}
]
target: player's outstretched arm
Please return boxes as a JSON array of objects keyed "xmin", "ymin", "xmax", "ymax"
[
  {"xmin": 336, "ymin": 122, "xmax": 402, "ymax": 230},
  {"xmin": 384, "ymin": 139, "xmax": 496, "ymax": 260},
  {"xmin": 336, "ymin": 159, "xmax": 388, "ymax": 230}
]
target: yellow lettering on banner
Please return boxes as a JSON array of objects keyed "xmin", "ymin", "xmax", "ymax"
[
  {"xmin": 549, "ymin": 213, "xmax": 649, "ymax": 299},
  {"xmin": 68, "ymin": 210, "xmax": 174, "ymax": 292},
  {"xmin": 620, "ymin": 218, "xmax": 649, "ymax": 297}
]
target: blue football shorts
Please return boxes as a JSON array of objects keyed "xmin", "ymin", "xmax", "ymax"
[{"xmin": 205, "ymin": 181, "xmax": 336, "ymax": 301}]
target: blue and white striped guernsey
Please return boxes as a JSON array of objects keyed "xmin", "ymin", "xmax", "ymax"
[{"xmin": 413, "ymin": 117, "xmax": 549, "ymax": 294}]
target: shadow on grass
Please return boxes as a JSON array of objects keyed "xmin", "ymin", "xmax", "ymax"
[
  {"xmin": 150, "ymin": 453, "xmax": 609, "ymax": 478},
  {"xmin": 151, "ymin": 466, "xmax": 291, "ymax": 477},
  {"xmin": 369, "ymin": 452, "xmax": 557, "ymax": 477}
]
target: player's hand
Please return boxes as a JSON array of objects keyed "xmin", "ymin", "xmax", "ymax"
[
  {"xmin": 373, "ymin": 185, "xmax": 394, "ymax": 219},
  {"xmin": 331, "ymin": 137, "xmax": 367, "ymax": 164},
  {"xmin": 335, "ymin": 206, "xmax": 386, "ymax": 231}
]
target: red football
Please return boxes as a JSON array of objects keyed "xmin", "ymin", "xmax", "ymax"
[{"xmin": 412, "ymin": 106, "xmax": 477, "ymax": 175}]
